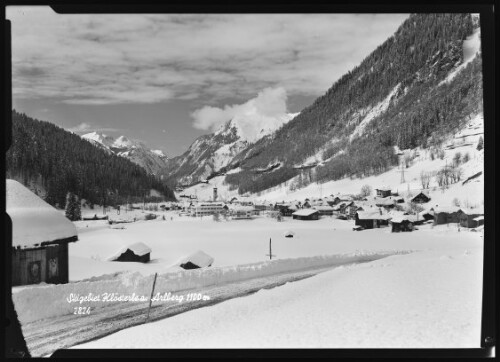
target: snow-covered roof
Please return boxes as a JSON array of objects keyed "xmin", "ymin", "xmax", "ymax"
[
  {"xmin": 107, "ymin": 242, "xmax": 152, "ymax": 261},
  {"xmin": 313, "ymin": 205, "xmax": 334, "ymax": 211},
  {"xmin": 431, "ymin": 206, "xmax": 462, "ymax": 214},
  {"xmin": 356, "ymin": 210, "xmax": 392, "ymax": 220},
  {"xmin": 375, "ymin": 198, "xmax": 396, "ymax": 206},
  {"xmin": 292, "ymin": 209, "xmax": 319, "ymax": 216},
  {"xmin": 390, "ymin": 215, "xmax": 418, "ymax": 223},
  {"xmin": 284, "ymin": 230, "xmax": 295, "ymax": 236},
  {"xmin": 7, "ymin": 179, "xmax": 78, "ymax": 248},
  {"xmin": 460, "ymin": 207, "xmax": 484, "ymax": 215},
  {"xmin": 179, "ymin": 251, "xmax": 214, "ymax": 268},
  {"xmin": 228, "ymin": 205, "xmax": 254, "ymax": 212}
]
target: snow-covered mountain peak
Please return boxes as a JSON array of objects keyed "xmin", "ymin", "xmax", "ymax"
[
  {"xmin": 81, "ymin": 131, "xmax": 168, "ymax": 174},
  {"xmin": 215, "ymin": 112, "xmax": 299, "ymax": 144}
]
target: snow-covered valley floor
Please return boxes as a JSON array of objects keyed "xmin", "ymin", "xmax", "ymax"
[{"xmin": 10, "ymin": 214, "xmax": 484, "ymax": 353}]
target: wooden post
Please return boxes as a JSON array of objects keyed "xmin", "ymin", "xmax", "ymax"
[
  {"xmin": 266, "ymin": 238, "xmax": 276, "ymax": 260},
  {"xmin": 145, "ymin": 272, "xmax": 158, "ymax": 323}
]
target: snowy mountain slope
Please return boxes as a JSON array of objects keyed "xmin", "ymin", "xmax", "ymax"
[
  {"xmin": 162, "ymin": 112, "xmax": 298, "ymax": 186},
  {"xmin": 209, "ymin": 14, "xmax": 481, "ymax": 196},
  {"xmin": 81, "ymin": 132, "xmax": 169, "ymax": 175},
  {"xmin": 181, "ymin": 113, "xmax": 484, "ymax": 210}
]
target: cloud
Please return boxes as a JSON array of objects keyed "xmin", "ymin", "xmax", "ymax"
[
  {"xmin": 7, "ymin": 8, "xmax": 409, "ymax": 105},
  {"xmin": 68, "ymin": 122, "xmax": 122, "ymax": 134},
  {"xmin": 191, "ymin": 87, "xmax": 288, "ymax": 133}
]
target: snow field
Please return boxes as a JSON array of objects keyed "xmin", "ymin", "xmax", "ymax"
[
  {"xmin": 75, "ymin": 245, "xmax": 483, "ymax": 348},
  {"xmin": 12, "ymin": 250, "xmax": 410, "ymax": 325}
]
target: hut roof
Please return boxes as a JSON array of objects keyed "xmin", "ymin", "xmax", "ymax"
[
  {"xmin": 460, "ymin": 207, "xmax": 484, "ymax": 215},
  {"xmin": 356, "ymin": 210, "xmax": 392, "ymax": 220},
  {"xmin": 107, "ymin": 242, "xmax": 152, "ymax": 261},
  {"xmin": 292, "ymin": 208, "xmax": 319, "ymax": 216},
  {"xmin": 179, "ymin": 250, "xmax": 214, "ymax": 268},
  {"xmin": 431, "ymin": 206, "xmax": 462, "ymax": 214},
  {"xmin": 313, "ymin": 205, "xmax": 334, "ymax": 211},
  {"xmin": 228, "ymin": 205, "xmax": 254, "ymax": 212},
  {"xmin": 390, "ymin": 215, "xmax": 418, "ymax": 223},
  {"xmin": 7, "ymin": 179, "xmax": 78, "ymax": 248}
]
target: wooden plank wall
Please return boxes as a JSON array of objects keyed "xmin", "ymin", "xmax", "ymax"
[{"xmin": 11, "ymin": 243, "xmax": 69, "ymax": 286}]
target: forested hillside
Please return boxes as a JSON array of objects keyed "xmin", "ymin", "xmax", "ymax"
[
  {"xmin": 222, "ymin": 13, "xmax": 482, "ymax": 195},
  {"xmin": 6, "ymin": 111, "xmax": 176, "ymax": 208}
]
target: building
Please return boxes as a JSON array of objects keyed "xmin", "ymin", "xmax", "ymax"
[
  {"xmin": 375, "ymin": 197, "xmax": 397, "ymax": 209},
  {"xmin": 191, "ymin": 202, "xmax": 225, "ymax": 217},
  {"xmin": 179, "ymin": 251, "xmax": 214, "ymax": 270},
  {"xmin": 411, "ymin": 192, "xmax": 431, "ymax": 204},
  {"xmin": 313, "ymin": 205, "xmax": 335, "ymax": 216},
  {"xmin": 390, "ymin": 216, "xmax": 417, "ymax": 232},
  {"xmin": 292, "ymin": 209, "xmax": 319, "ymax": 220},
  {"xmin": 431, "ymin": 206, "xmax": 463, "ymax": 225},
  {"xmin": 333, "ymin": 201, "xmax": 354, "ymax": 215},
  {"xmin": 228, "ymin": 205, "xmax": 255, "ymax": 220},
  {"xmin": 459, "ymin": 207, "xmax": 484, "ymax": 228},
  {"xmin": 347, "ymin": 204, "xmax": 364, "ymax": 219},
  {"xmin": 275, "ymin": 203, "xmax": 294, "ymax": 217},
  {"xmin": 375, "ymin": 188, "xmax": 392, "ymax": 198},
  {"xmin": 108, "ymin": 242, "xmax": 151, "ymax": 263},
  {"xmin": 355, "ymin": 210, "xmax": 392, "ymax": 229},
  {"xmin": 7, "ymin": 179, "xmax": 78, "ymax": 286}
]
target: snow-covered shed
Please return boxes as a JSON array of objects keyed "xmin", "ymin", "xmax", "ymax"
[
  {"xmin": 431, "ymin": 206, "xmax": 463, "ymax": 225},
  {"xmin": 179, "ymin": 251, "xmax": 214, "ymax": 270},
  {"xmin": 107, "ymin": 242, "xmax": 152, "ymax": 263},
  {"xmin": 313, "ymin": 205, "xmax": 335, "ymax": 216},
  {"xmin": 355, "ymin": 210, "xmax": 392, "ymax": 229},
  {"xmin": 459, "ymin": 207, "xmax": 484, "ymax": 228},
  {"xmin": 411, "ymin": 192, "xmax": 431, "ymax": 204},
  {"xmin": 7, "ymin": 179, "xmax": 78, "ymax": 286},
  {"xmin": 292, "ymin": 209, "xmax": 319, "ymax": 220},
  {"xmin": 390, "ymin": 215, "xmax": 418, "ymax": 232}
]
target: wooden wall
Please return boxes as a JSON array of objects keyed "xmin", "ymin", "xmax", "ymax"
[{"xmin": 12, "ymin": 243, "xmax": 69, "ymax": 286}]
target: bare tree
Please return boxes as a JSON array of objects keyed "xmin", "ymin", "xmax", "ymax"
[{"xmin": 360, "ymin": 184, "xmax": 372, "ymax": 197}]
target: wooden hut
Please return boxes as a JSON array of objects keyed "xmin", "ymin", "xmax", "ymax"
[
  {"xmin": 179, "ymin": 251, "xmax": 214, "ymax": 270},
  {"xmin": 375, "ymin": 188, "xmax": 392, "ymax": 198},
  {"xmin": 411, "ymin": 192, "xmax": 431, "ymax": 204},
  {"xmin": 292, "ymin": 209, "xmax": 319, "ymax": 220},
  {"xmin": 355, "ymin": 210, "xmax": 392, "ymax": 229},
  {"xmin": 390, "ymin": 215, "xmax": 417, "ymax": 232},
  {"xmin": 108, "ymin": 242, "xmax": 151, "ymax": 263},
  {"xmin": 313, "ymin": 205, "xmax": 335, "ymax": 216},
  {"xmin": 7, "ymin": 179, "xmax": 78, "ymax": 286},
  {"xmin": 431, "ymin": 206, "xmax": 463, "ymax": 225},
  {"xmin": 275, "ymin": 203, "xmax": 294, "ymax": 217},
  {"xmin": 459, "ymin": 207, "xmax": 484, "ymax": 228}
]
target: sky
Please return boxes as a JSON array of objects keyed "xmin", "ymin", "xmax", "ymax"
[{"xmin": 6, "ymin": 7, "xmax": 409, "ymax": 156}]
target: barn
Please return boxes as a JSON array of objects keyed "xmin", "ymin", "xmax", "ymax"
[
  {"xmin": 355, "ymin": 210, "xmax": 392, "ymax": 229},
  {"xmin": 375, "ymin": 188, "xmax": 392, "ymax": 198},
  {"xmin": 107, "ymin": 242, "xmax": 152, "ymax": 263},
  {"xmin": 390, "ymin": 215, "xmax": 417, "ymax": 232},
  {"xmin": 459, "ymin": 207, "xmax": 484, "ymax": 228},
  {"xmin": 313, "ymin": 205, "xmax": 335, "ymax": 216},
  {"xmin": 179, "ymin": 251, "xmax": 214, "ymax": 270},
  {"xmin": 292, "ymin": 209, "xmax": 319, "ymax": 220},
  {"xmin": 7, "ymin": 179, "xmax": 78, "ymax": 286},
  {"xmin": 411, "ymin": 192, "xmax": 431, "ymax": 204},
  {"xmin": 431, "ymin": 206, "xmax": 463, "ymax": 225}
]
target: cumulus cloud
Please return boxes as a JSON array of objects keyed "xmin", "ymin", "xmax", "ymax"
[
  {"xmin": 191, "ymin": 87, "xmax": 290, "ymax": 140},
  {"xmin": 7, "ymin": 7, "xmax": 409, "ymax": 105},
  {"xmin": 68, "ymin": 122, "xmax": 122, "ymax": 134}
]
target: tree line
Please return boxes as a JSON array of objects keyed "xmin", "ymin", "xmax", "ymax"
[{"xmin": 6, "ymin": 110, "xmax": 176, "ymax": 209}]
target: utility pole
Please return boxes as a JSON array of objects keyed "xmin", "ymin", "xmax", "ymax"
[{"xmin": 266, "ymin": 238, "xmax": 276, "ymax": 260}]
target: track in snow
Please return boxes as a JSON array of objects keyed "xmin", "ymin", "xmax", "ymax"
[{"xmin": 21, "ymin": 257, "xmax": 387, "ymax": 357}]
